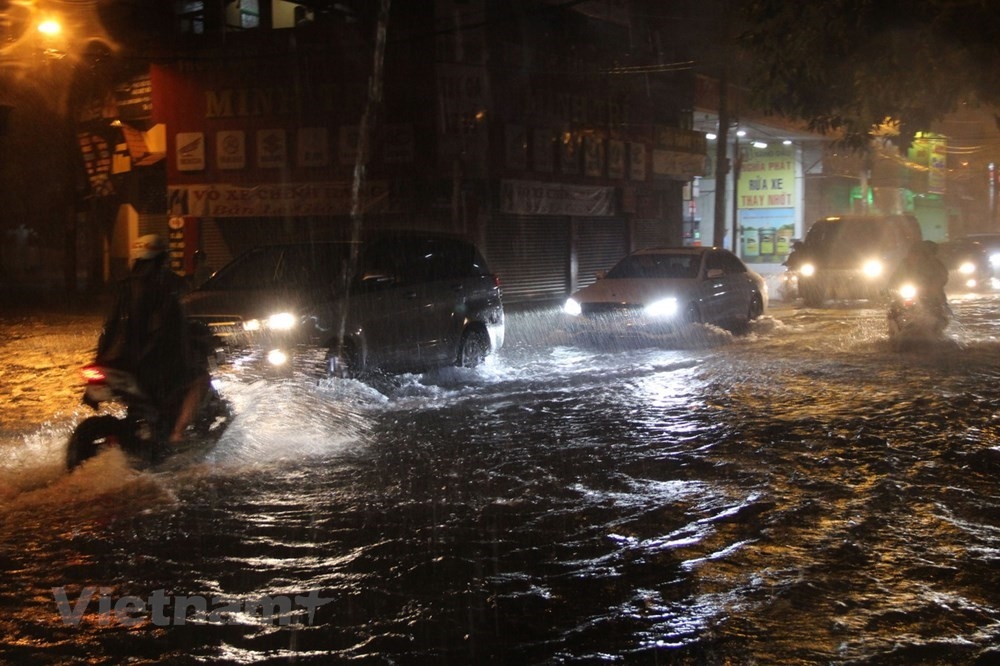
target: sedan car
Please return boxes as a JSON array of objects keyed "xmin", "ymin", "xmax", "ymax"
[{"xmin": 563, "ymin": 246, "xmax": 767, "ymax": 334}]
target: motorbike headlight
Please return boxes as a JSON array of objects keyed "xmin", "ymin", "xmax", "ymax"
[
  {"xmin": 898, "ymin": 283, "xmax": 918, "ymax": 300},
  {"xmin": 959, "ymin": 261, "xmax": 976, "ymax": 275},
  {"xmin": 862, "ymin": 259, "xmax": 884, "ymax": 278},
  {"xmin": 564, "ymin": 298, "xmax": 582, "ymax": 316},
  {"xmin": 645, "ymin": 297, "xmax": 679, "ymax": 318},
  {"xmin": 799, "ymin": 263, "xmax": 815, "ymax": 277},
  {"xmin": 266, "ymin": 312, "xmax": 297, "ymax": 330}
]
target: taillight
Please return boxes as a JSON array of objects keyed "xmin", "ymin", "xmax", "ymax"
[
  {"xmin": 492, "ymin": 274, "xmax": 502, "ymax": 288},
  {"xmin": 81, "ymin": 365, "xmax": 106, "ymax": 383}
]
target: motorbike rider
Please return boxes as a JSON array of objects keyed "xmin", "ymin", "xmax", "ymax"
[
  {"xmin": 95, "ymin": 234, "xmax": 210, "ymax": 444},
  {"xmin": 890, "ymin": 239, "xmax": 949, "ymax": 308}
]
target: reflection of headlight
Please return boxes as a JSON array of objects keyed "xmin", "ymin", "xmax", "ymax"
[
  {"xmin": 862, "ymin": 259, "xmax": 884, "ymax": 278},
  {"xmin": 564, "ymin": 298, "xmax": 582, "ymax": 316},
  {"xmin": 644, "ymin": 297, "xmax": 679, "ymax": 317},
  {"xmin": 799, "ymin": 263, "xmax": 815, "ymax": 277},
  {"xmin": 898, "ymin": 283, "xmax": 918, "ymax": 300},
  {"xmin": 959, "ymin": 261, "xmax": 976, "ymax": 275},
  {"xmin": 266, "ymin": 349, "xmax": 288, "ymax": 366},
  {"xmin": 266, "ymin": 312, "xmax": 297, "ymax": 330}
]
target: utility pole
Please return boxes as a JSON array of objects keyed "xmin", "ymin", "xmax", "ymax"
[{"xmin": 712, "ymin": 65, "xmax": 729, "ymax": 248}]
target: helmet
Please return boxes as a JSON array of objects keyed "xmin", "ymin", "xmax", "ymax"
[{"xmin": 131, "ymin": 234, "xmax": 168, "ymax": 261}]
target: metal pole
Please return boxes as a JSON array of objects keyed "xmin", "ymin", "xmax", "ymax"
[{"xmin": 712, "ymin": 68, "xmax": 729, "ymax": 248}]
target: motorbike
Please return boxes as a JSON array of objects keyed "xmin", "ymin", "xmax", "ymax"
[
  {"xmin": 886, "ymin": 282, "xmax": 950, "ymax": 343},
  {"xmin": 65, "ymin": 364, "xmax": 231, "ymax": 471}
]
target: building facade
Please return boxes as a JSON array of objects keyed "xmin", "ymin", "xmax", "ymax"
[{"xmin": 85, "ymin": 0, "xmax": 706, "ymax": 302}]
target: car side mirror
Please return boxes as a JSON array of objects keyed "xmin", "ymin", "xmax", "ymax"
[{"xmin": 706, "ymin": 268, "xmax": 724, "ymax": 279}]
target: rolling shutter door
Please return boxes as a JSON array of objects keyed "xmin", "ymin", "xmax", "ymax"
[
  {"xmin": 575, "ymin": 217, "xmax": 627, "ymax": 290},
  {"xmin": 633, "ymin": 218, "xmax": 670, "ymax": 251},
  {"xmin": 486, "ymin": 215, "xmax": 569, "ymax": 303}
]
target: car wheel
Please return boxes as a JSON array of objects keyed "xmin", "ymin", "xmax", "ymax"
[
  {"xmin": 749, "ymin": 292, "xmax": 764, "ymax": 320},
  {"xmin": 458, "ymin": 326, "xmax": 490, "ymax": 368}
]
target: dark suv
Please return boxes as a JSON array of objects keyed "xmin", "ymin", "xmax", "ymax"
[
  {"xmin": 787, "ymin": 214, "xmax": 923, "ymax": 306},
  {"xmin": 182, "ymin": 232, "xmax": 505, "ymax": 376}
]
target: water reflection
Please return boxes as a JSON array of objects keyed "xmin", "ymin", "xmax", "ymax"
[{"xmin": 2, "ymin": 299, "xmax": 1000, "ymax": 662}]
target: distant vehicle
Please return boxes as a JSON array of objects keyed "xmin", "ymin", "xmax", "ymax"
[
  {"xmin": 563, "ymin": 246, "xmax": 767, "ymax": 334},
  {"xmin": 936, "ymin": 239, "xmax": 992, "ymax": 292},
  {"xmin": 787, "ymin": 214, "xmax": 922, "ymax": 306},
  {"xmin": 182, "ymin": 233, "xmax": 505, "ymax": 377},
  {"xmin": 958, "ymin": 233, "xmax": 1000, "ymax": 277}
]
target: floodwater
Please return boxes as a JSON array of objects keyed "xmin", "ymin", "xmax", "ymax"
[{"xmin": 2, "ymin": 294, "xmax": 1000, "ymax": 664}]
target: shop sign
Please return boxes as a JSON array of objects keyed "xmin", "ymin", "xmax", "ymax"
[
  {"xmin": 257, "ymin": 129, "xmax": 287, "ymax": 168},
  {"xmin": 607, "ymin": 139, "xmax": 625, "ymax": 179},
  {"xmin": 652, "ymin": 149, "xmax": 706, "ymax": 180},
  {"xmin": 176, "ymin": 132, "xmax": 206, "ymax": 171},
  {"xmin": 167, "ymin": 181, "xmax": 390, "ymax": 218},
  {"xmin": 500, "ymin": 179, "xmax": 615, "ymax": 216},
  {"xmin": 297, "ymin": 127, "xmax": 329, "ymax": 167},
  {"xmin": 628, "ymin": 142, "xmax": 647, "ymax": 181},
  {"xmin": 216, "ymin": 130, "xmax": 246, "ymax": 170},
  {"xmin": 584, "ymin": 136, "xmax": 605, "ymax": 177},
  {"xmin": 737, "ymin": 144, "xmax": 795, "ymax": 208}
]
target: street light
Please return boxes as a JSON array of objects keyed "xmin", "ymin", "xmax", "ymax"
[{"xmin": 37, "ymin": 18, "xmax": 62, "ymax": 37}]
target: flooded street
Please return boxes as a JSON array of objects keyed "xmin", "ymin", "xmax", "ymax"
[{"xmin": 2, "ymin": 295, "xmax": 1000, "ymax": 664}]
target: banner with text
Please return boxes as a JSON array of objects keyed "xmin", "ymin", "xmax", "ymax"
[
  {"xmin": 500, "ymin": 179, "xmax": 615, "ymax": 217},
  {"xmin": 737, "ymin": 144, "xmax": 796, "ymax": 209},
  {"xmin": 168, "ymin": 181, "xmax": 390, "ymax": 218}
]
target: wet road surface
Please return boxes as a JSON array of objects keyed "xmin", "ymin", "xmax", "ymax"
[{"xmin": 2, "ymin": 295, "xmax": 1000, "ymax": 663}]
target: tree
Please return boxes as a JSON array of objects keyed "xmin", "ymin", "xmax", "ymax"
[{"xmin": 738, "ymin": 0, "xmax": 1000, "ymax": 150}]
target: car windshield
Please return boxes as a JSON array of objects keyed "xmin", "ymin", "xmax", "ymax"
[
  {"xmin": 803, "ymin": 218, "xmax": 919, "ymax": 261},
  {"xmin": 605, "ymin": 253, "xmax": 700, "ymax": 279},
  {"xmin": 202, "ymin": 243, "xmax": 353, "ymax": 291}
]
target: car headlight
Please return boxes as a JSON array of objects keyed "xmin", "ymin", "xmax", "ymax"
[
  {"xmin": 862, "ymin": 259, "xmax": 883, "ymax": 278},
  {"xmin": 959, "ymin": 261, "xmax": 976, "ymax": 275},
  {"xmin": 266, "ymin": 348, "xmax": 288, "ymax": 366},
  {"xmin": 266, "ymin": 312, "xmax": 297, "ymax": 331},
  {"xmin": 799, "ymin": 262, "xmax": 815, "ymax": 277},
  {"xmin": 243, "ymin": 319, "xmax": 262, "ymax": 332},
  {"xmin": 991, "ymin": 253, "xmax": 1000, "ymax": 268},
  {"xmin": 564, "ymin": 298, "xmax": 582, "ymax": 316},
  {"xmin": 644, "ymin": 297, "xmax": 679, "ymax": 318}
]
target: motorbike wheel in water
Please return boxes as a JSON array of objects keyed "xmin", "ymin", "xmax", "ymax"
[{"xmin": 66, "ymin": 415, "xmax": 123, "ymax": 470}]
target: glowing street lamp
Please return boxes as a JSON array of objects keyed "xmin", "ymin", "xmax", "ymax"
[{"xmin": 37, "ymin": 18, "xmax": 62, "ymax": 37}]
